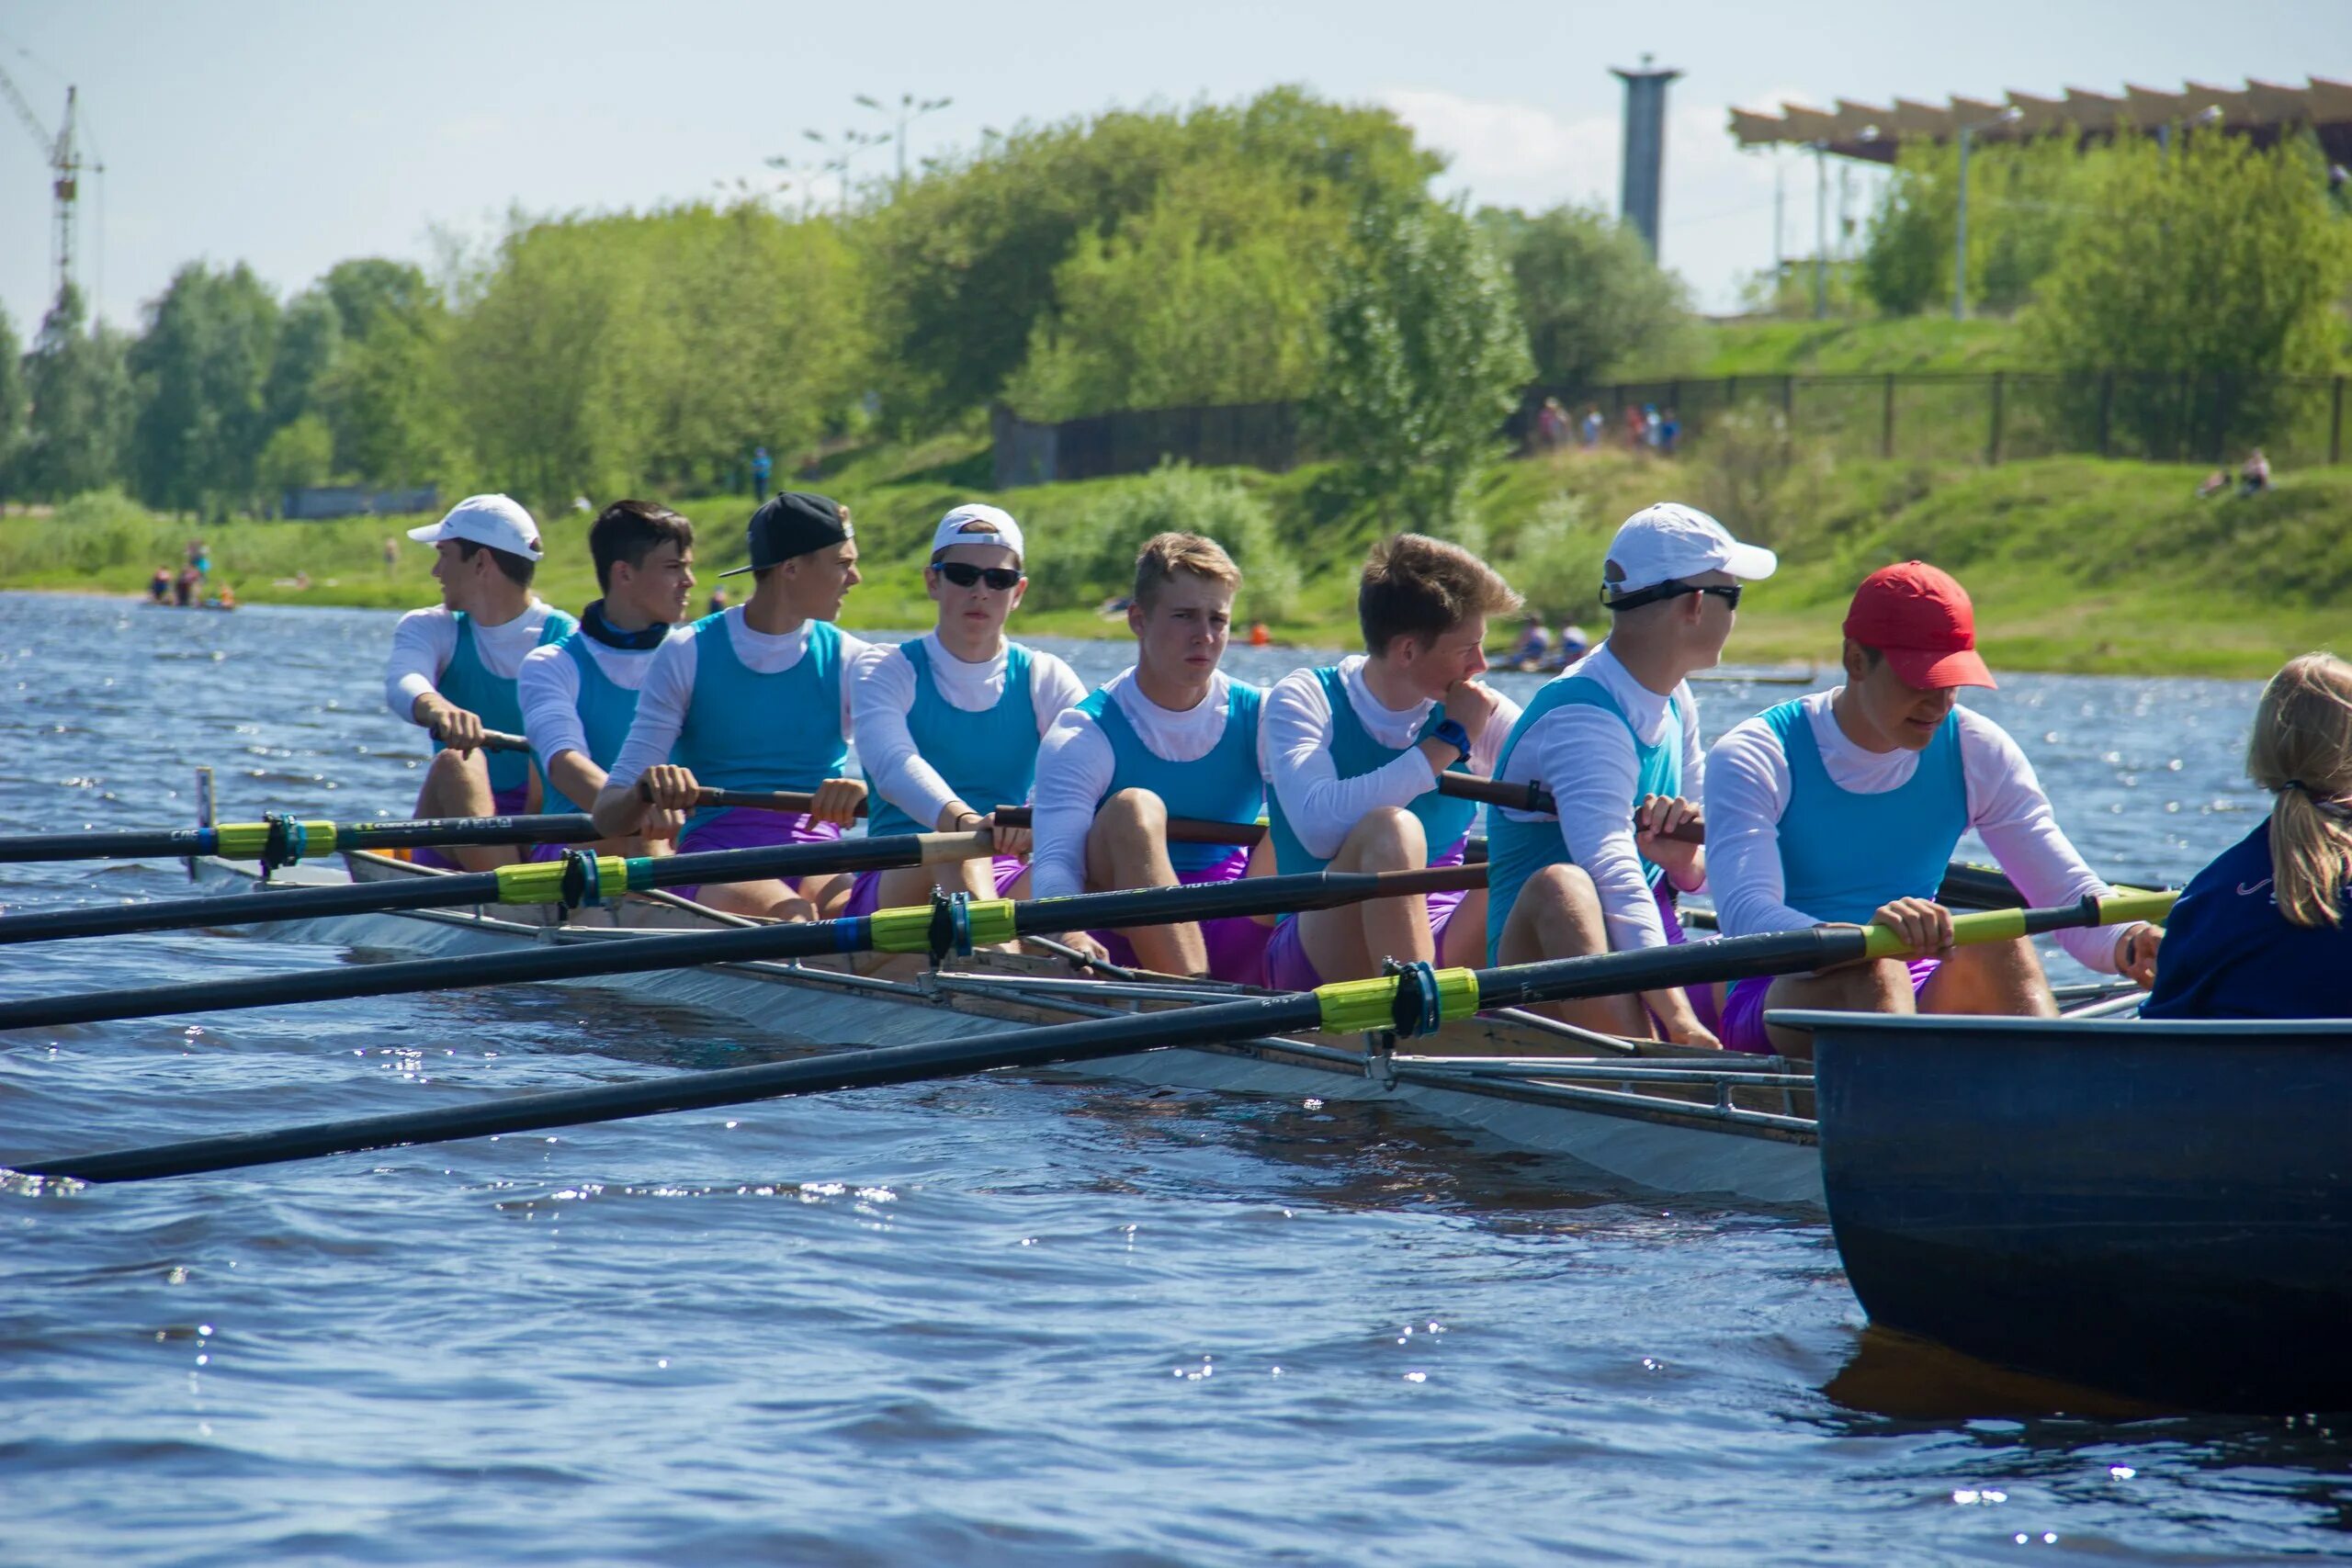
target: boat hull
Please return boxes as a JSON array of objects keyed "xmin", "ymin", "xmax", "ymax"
[{"xmin": 1793, "ymin": 1010, "xmax": 2352, "ymax": 1412}]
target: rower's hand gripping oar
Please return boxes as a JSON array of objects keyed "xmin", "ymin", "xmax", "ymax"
[
  {"xmin": 0, "ymin": 864, "xmax": 1486, "ymax": 1034},
  {"xmin": 15, "ymin": 888, "xmax": 2176, "ymax": 1185}
]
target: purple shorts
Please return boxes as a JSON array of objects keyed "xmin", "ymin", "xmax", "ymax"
[
  {"xmin": 412, "ymin": 784, "xmax": 567, "ymax": 870},
  {"xmin": 842, "ymin": 855, "xmax": 1026, "ymax": 919},
  {"xmin": 1257, "ymin": 836, "xmax": 1473, "ymax": 992},
  {"xmin": 1719, "ymin": 955, "xmax": 1942, "ymax": 1055},
  {"xmin": 1091, "ymin": 850, "xmax": 1272, "ymax": 985},
  {"xmin": 669, "ymin": 809, "xmax": 842, "ymax": 904},
  {"xmin": 1646, "ymin": 883, "xmax": 1723, "ymax": 1040}
]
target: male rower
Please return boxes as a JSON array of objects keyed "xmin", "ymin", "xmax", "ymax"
[
  {"xmin": 590, "ymin": 491, "xmax": 871, "ymax": 920},
  {"xmin": 517, "ymin": 500, "xmax": 695, "ymax": 853},
  {"xmin": 1704, "ymin": 560, "xmax": 2164, "ymax": 1055},
  {"xmin": 1487, "ymin": 503, "xmax": 1779, "ymax": 1045},
  {"xmin": 844, "ymin": 504, "xmax": 1085, "ymax": 922},
  {"xmin": 1030, "ymin": 532, "xmax": 1271, "ymax": 980},
  {"xmin": 1259, "ymin": 534, "xmax": 1523, "ymax": 987},
  {"xmin": 384, "ymin": 494, "xmax": 578, "ymax": 870}
]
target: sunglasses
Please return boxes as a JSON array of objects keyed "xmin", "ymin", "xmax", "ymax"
[
  {"xmin": 1601, "ymin": 580, "xmax": 1743, "ymax": 612},
  {"xmin": 935, "ymin": 561, "xmax": 1022, "ymax": 592}
]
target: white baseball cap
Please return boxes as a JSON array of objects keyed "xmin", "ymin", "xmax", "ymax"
[
  {"xmin": 407, "ymin": 493, "xmax": 545, "ymax": 561},
  {"xmin": 929, "ymin": 503, "xmax": 1024, "ymax": 566},
  {"xmin": 1601, "ymin": 502, "xmax": 1775, "ymax": 601}
]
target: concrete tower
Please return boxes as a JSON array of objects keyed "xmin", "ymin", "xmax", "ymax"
[{"xmin": 1611, "ymin": 58, "xmax": 1680, "ymax": 259}]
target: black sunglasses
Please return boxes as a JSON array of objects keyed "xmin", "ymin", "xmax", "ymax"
[
  {"xmin": 1601, "ymin": 580, "xmax": 1742, "ymax": 612},
  {"xmin": 936, "ymin": 561, "xmax": 1023, "ymax": 592}
]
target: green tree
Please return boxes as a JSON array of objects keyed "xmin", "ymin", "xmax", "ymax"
[
  {"xmin": 1307, "ymin": 197, "xmax": 1532, "ymax": 534},
  {"xmin": 2025, "ymin": 130, "xmax": 2352, "ymax": 450},
  {"xmin": 0, "ymin": 303, "xmax": 24, "ymax": 498},
  {"xmin": 127, "ymin": 262, "xmax": 282, "ymax": 513},
  {"xmin": 264, "ymin": 288, "xmax": 344, "ymax": 434},
  {"xmin": 322, "ymin": 258, "xmax": 435, "ymax": 341},
  {"xmin": 255, "ymin": 412, "xmax": 334, "ymax": 502},
  {"xmin": 1859, "ymin": 158, "xmax": 1948, "ymax": 316},
  {"xmin": 17, "ymin": 286, "xmax": 133, "ymax": 502},
  {"xmin": 1476, "ymin": 203, "xmax": 1696, "ymax": 387},
  {"xmin": 1004, "ymin": 158, "xmax": 1342, "ymax": 420}
]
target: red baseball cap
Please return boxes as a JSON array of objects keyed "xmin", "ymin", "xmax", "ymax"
[{"xmin": 1841, "ymin": 561, "xmax": 1996, "ymax": 690}]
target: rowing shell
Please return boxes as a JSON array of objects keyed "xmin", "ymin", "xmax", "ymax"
[{"xmin": 182, "ymin": 850, "xmax": 1828, "ymax": 1207}]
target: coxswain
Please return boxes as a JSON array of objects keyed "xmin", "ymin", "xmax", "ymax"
[
  {"xmin": 1030, "ymin": 532, "xmax": 1271, "ymax": 979},
  {"xmin": 384, "ymin": 494, "xmax": 577, "ymax": 871},
  {"xmin": 518, "ymin": 501, "xmax": 695, "ymax": 856},
  {"xmin": 844, "ymin": 504, "xmax": 1085, "ymax": 923},
  {"xmin": 590, "ymin": 491, "xmax": 870, "ymax": 920},
  {"xmin": 1258, "ymin": 534, "xmax": 1523, "ymax": 987},
  {"xmin": 2143, "ymin": 653, "xmax": 2348, "ymax": 1019},
  {"xmin": 1704, "ymin": 560, "xmax": 2161, "ymax": 1055},
  {"xmin": 1487, "ymin": 504, "xmax": 1778, "ymax": 1044}
]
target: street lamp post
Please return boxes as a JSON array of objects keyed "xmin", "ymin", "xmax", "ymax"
[
  {"xmin": 1812, "ymin": 140, "xmax": 1828, "ymax": 320},
  {"xmin": 2157, "ymin": 102, "xmax": 2225, "ymax": 156},
  {"xmin": 854, "ymin": 92, "xmax": 953, "ymax": 192},
  {"xmin": 1953, "ymin": 105, "xmax": 2023, "ymax": 321},
  {"xmin": 800, "ymin": 126, "xmax": 887, "ymax": 219}
]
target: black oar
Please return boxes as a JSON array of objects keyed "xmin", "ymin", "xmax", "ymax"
[
  {"xmin": 679, "ymin": 788, "xmax": 1267, "ymax": 849},
  {"xmin": 0, "ymin": 810, "xmax": 600, "ymax": 867},
  {"xmin": 0, "ymin": 829, "xmax": 997, "ymax": 947},
  {"xmin": 17, "ymin": 889, "xmax": 2175, "ymax": 1184},
  {"xmin": 0, "ymin": 865, "xmax": 1481, "ymax": 1034}
]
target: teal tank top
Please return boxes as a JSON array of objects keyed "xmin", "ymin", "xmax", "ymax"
[
  {"xmin": 543, "ymin": 626, "xmax": 669, "ymax": 811},
  {"xmin": 1484, "ymin": 674, "xmax": 1682, "ymax": 962},
  {"xmin": 1763, "ymin": 697, "xmax": 1968, "ymax": 925},
  {"xmin": 1072, "ymin": 679, "xmax": 1265, "ymax": 873},
  {"xmin": 672, "ymin": 612, "xmax": 849, "ymax": 837},
  {"xmin": 435, "ymin": 606, "xmax": 576, "ymax": 795},
  {"xmin": 1265, "ymin": 665, "xmax": 1477, "ymax": 876},
  {"xmin": 865, "ymin": 640, "xmax": 1041, "ymax": 840}
]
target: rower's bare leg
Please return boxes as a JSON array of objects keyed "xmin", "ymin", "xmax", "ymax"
[
  {"xmin": 858, "ymin": 858, "xmax": 999, "ymax": 977},
  {"xmin": 696, "ymin": 878, "xmax": 814, "ymax": 922},
  {"xmin": 1757, "ymin": 961, "xmax": 1917, "ymax": 1061},
  {"xmin": 1086, "ymin": 789, "xmax": 1204, "ymax": 976},
  {"xmin": 1244, "ymin": 834, "xmax": 1277, "ymax": 925},
  {"xmin": 1295, "ymin": 807, "xmax": 1431, "ymax": 983},
  {"xmin": 1494, "ymin": 863, "xmax": 1645, "ymax": 1038},
  {"xmin": 1917, "ymin": 937, "xmax": 2057, "ymax": 1018},
  {"xmin": 798, "ymin": 872, "xmax": 857, "ymax": 920},
  {"xmin": 413, "ymin": 749, "xmax": 518, "ymax": 872}
]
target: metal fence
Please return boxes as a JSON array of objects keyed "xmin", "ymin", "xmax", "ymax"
[{"xmin": 993, "ymin": 372, "xmax": 2350, "ymax": 485}]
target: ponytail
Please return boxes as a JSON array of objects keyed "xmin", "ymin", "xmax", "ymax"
[{"xmin": 2247, "ymin": 653, "xmax": 2352, "ymax": 929}]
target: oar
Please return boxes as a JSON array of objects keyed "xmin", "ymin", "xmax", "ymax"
[
  {"xmin": 0, "ymin": 829, "xmax": 996, "ymax": 948},
  {"xmin": 673, "ymin": 786, "xmax": 1264, "ymax": 849},
  {"xmin": 428, "ymin": 726, "xmax": 533, "ymax": 755},
  {"xmin": 0, "ymin": 865, "xmax": 1484, "ymax": 1034},
  {"xmin": 0, "ymin": 811, "xmax": 602, "ymax": 867},
  {"xmin": 17, "ymin": 889, "xmax": 2176, "ymax": 1184}
]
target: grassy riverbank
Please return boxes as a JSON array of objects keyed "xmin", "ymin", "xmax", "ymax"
[{"xmin": 4, "ymin": 446, "xmax": 2344, "ymax": 677}]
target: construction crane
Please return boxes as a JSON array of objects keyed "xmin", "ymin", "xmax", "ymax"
[{"xmin": 0, "ymin": 63, "xmax": 90, "ymax": 302}]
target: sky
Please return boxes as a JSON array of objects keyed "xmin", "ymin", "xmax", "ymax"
[{"xmin": 0, "ymin": 0, "xmax": 2340, "ymax": 339}]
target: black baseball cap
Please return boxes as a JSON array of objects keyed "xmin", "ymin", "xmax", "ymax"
[{"xmin": 718, "ymin": 491, "xmax": 854, "ymax": 577}]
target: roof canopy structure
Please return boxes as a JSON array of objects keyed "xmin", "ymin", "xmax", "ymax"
[{"xmin": 1730, "ymin": 75, "xmax": 2352, "ymax": 165}]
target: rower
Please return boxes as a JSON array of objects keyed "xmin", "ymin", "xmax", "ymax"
[
  {"xmin": 590, "ymin": 491, "xmax": 871, "ymax": 920},
  {"xmin": 384, "ymin": 494, "xmax": 577, "ymax": 871},
  {"xmin": 517, "ymin": 500, "xmax": 695, "ymax": 855},
  {"xmin": 1487, "ymin": 503, "xmax": 1779, "ymax": 1044},
  {"xmin": 2143, "ymin": 653, "xmax": 2344, "ymax": 1019},
  {"xmin": 1705, "ymin": 560, "xmax": 2163, "ymax": 1055},
  {"xmin": 1259, "ymin": 534, "xmax": 1523, "ymax": 987},
  {"xmin": 843, "ymin": 504, "xmax": 1085, "ymax": 925},
  {"xmin": 1030, "ymin": 532, "xmax": 1271, "ymax": 980}
]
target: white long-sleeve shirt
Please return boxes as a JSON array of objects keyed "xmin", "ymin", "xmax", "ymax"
[
  {"xmin": 1258, "ymin": 656, "xmax": 1520, "ymax": 861},
  {"xmin": 517, "ymin": 632, "xmax": 666, "ymax": 771},
  {"xmin": 601, "ymin": 609, "xmax": 875, "ymax": 794},
  {"xmin": 1030, "ymin": 668, "xmax": 1251, "ymax": 899},
  {"xmin": 383, "ymin": 601, "xmax": 564, "ymax": 723},
  {"xmin": 1705, "ymin": 688, "xmax": 2128, "ymax": 973},
  {"xmin": 1493, "ymin": 641, "xmax": 1705, "ymax": 953},
  {"xmin": 851, "ymin": 633, "xmax": 1087, "ymax": 829}
]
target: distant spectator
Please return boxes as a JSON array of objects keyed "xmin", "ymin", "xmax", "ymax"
[
  {"xmin": 707, "ymin": 584, "xmax": 731, "ymax": 616},
  {"xmin": 1623, "ymin": 405, "xmax": 1647, "ymax": 451},
  {"xmin": 382, "ymin": 536, "xmax": 401, "ymax": 571},
  {"xmin": 1506, "ymin": 614, "xmax": 1552, "ymax": 670},
  {"xmin": 148, "ymin": 568, "xmax": 170, "ymax": 604},
  {"xmin": 1581, "ymin": 406, "xmax": 1603, "ymax": 450},
  {"xmin": 1551, "ymin": 623, "xmax": 1591, "ymax": 671},
  {"xmin": 1660, "ymin": 407, "xmax": 1681, "ymax": 456},
  {"xmin": 751, "ymin": 445, "xmax": 774, "ymax": 502},
  {"xmin": 2197, "ymin": 469, "xmax": 2229, "ymax": 500},
  {"xmin": 1642, "ymin": 405, "xmax": 1664, "ymax": 449},
  {"xmin": 2239, "ymin": 448, "xmax": 2272, "ymax": 497},
  {"xmin": 1534, "ymin": 398, "xmax": 1568, "ymax": 454},
  {"xmin": 187, "ymin": 539, "xmax": 210, "ymax": 580},
  {"xmin": 173, "ymin": 566, "xmax": 198, "ymax": 607}
]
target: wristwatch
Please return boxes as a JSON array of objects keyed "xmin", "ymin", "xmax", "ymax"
[{"xmin": 1430, "ymin": 717, "xmax": 1472, "ymax": 765}]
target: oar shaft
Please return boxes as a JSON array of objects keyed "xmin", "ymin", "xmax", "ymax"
[
  {"xmin": 681, "ymin": 790, "xmax": 1269, "ymax": 848},
  {"xmin": 0, "ymin": 812, "xmax": 598, "ymax": 866},
  {"xmin": 1433, "ymin": 773, "xmax": 1704, "ymax": 845}
]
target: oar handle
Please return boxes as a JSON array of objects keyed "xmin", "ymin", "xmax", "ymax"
[
  {"xmin": 429, "ymin": 725, "xmax": 533, "ymax": 755},
  {"xmin": 638, "ymin": 784, "xmax": 1272, "ymax": 847},
  {"xmin": 1434, "ymin": 772, "xmax": 1704, "ymax": 845}
]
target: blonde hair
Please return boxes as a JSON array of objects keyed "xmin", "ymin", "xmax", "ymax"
[
  {"xmin": 1133, "ymin": 532, "xmax": 1241, "ymax": 609},
  {"xmin": 2247, "ymin": 652, "xmax": 2352, "ymax": 928}
]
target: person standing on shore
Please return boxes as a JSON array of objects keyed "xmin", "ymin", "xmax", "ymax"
[
  {"xmin": 591, "ymin": 491, "xmax": 871, "ymax": 920},
  {"xmin": 383, "ymin": 495, "xmax": 578, "ymax": 870},
  {"xmin": 751, "ymin": 445, "xmax": 774, "ymax": 502},
  {"xmin": 1258, "ymin": 534, "xmax": 1523, "ymax": 987},
  {"xmin": 842, "ymin": 504, "xmax": 1086, "ymax": 921},
  {"xmin": 1486, "ymin": 504, "xmax": 1779, "ymax": 1045},
  {"xmin": 1029, "ymin": 532, "xmax": 1272, "ymax": 980}
]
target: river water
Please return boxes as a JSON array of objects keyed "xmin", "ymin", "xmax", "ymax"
[{"xmin": 0, "ymin": 592, "xmax": 2341, "ymax": 1566}]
